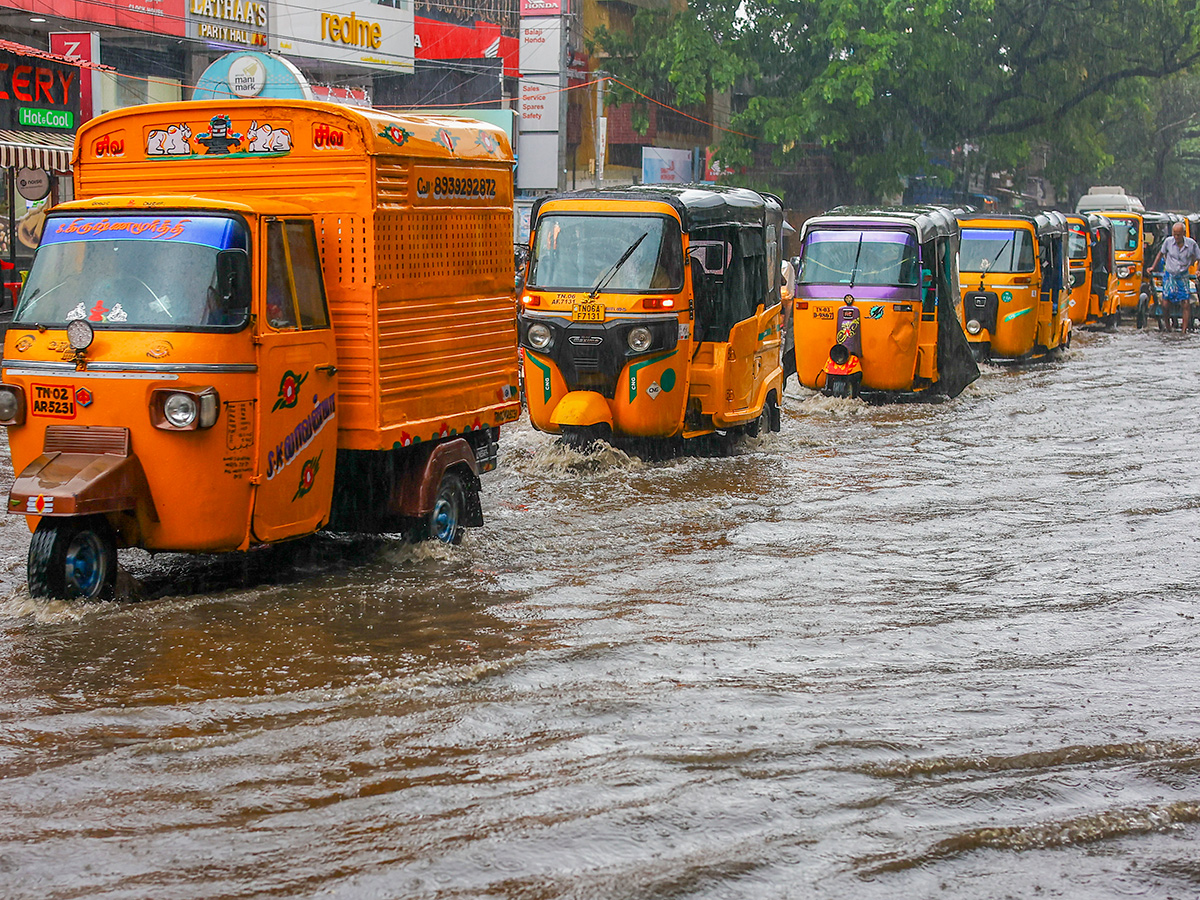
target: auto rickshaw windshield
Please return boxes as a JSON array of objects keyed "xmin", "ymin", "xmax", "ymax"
[
  {"xmin": 1068, "ymin": 228, "xmax": 1089, "ymax": 260},
  {"xmin": 15, "ymin": 214, "xmax": 250, "ymax": 329},
  {"xmin": 959, "ymin": 228, "xmax": 1035, "ymax": 273},
  {"xmin": 527, "ymin": 213, "xmax": 684, "ymax": 293},
  {"xmin": 1109, "ymin": 217, "xmax": 1141, "ymax": 251},
  {"xmin": 797, "ymin": 229, "xmax": 919, "ymax": 287}
]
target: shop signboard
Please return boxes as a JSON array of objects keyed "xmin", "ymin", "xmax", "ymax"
[
  {"xmin": 519, "ymin": 76, "xmax": 559, "ymax": 132},
  {"xmin": 0, "ymin": 0, "xmax": 185, "ymax": 36},
  {"xmin": 187, "ymin": 0, "xmax": 269, "ymax": 49},
  {"xmin": 272, "ymin": 0, "xmax": 414, "ymax": 73},
  {"xmin": 0, "ymin": 47, "xmax": 82, "ymax": 133},
  {"xmin": 49, "ymin": 33, "xmax": 101, "ymax": 122},
  {"xmin": 192, "ymin": 51, "xmax": 313, "ymax": 101},
  {"xmin": 520, "ymin": 0, "xmax": 564, "ymax": 16}
]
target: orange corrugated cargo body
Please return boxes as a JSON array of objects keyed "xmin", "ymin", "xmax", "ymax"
[{"xmin": 0, "ymin": 99, "xmax": 519, "ymax": 599}]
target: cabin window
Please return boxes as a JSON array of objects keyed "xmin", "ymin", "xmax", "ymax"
[{"xmin": 265, "ymin": 219, "xmax": 330, "ymax": 331}]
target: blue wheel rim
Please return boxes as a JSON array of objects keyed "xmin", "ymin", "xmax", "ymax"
[
  {"xmin": 431, "ymin": 498, "xmax": 457, "ymax": 543},
  {"xmin": 65, "ymin": 532, "xmax": 106, "ymax": 598}
]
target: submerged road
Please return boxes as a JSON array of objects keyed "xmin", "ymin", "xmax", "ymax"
[{"xmin": 1, "ymin": 326, "xmax": 1199, "ymax": 899}]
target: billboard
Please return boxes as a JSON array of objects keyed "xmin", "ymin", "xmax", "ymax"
[
  {"xmin": 0, "ymin": 0, "xmax": 185, "ymax": 35},
  {"xmin": 642, "ymin": 147, "xmax": 693, "ymax": 184},
  {"xmin": 272, "ymin": 0, "xmax": 414, "ymax": 73}
]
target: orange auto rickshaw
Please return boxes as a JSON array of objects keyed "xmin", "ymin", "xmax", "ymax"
[
  {"xmin": 1065, "ymin": 213, "xmax": 1118, "ymax": 329},
  {"xmin": 518, "ymin": 185, "xmax": 786, "ymax": 449},
  {"xmin": 957, "ymin": 211, "xmax": 1072, "ymax": 361}
]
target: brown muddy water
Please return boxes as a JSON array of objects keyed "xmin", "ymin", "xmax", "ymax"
[{"xmin": 2, "ymin": 327, "xmax": 1199, "ymax": 899}]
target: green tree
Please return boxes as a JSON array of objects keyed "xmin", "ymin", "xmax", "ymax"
[{"xmin": 592, "ymin": 0, "xmax": 1200, "ymax": 202}]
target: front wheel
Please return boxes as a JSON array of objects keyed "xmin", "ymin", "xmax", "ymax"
[{"xmin": 28, "ymin": 516, "xmax": 118, "ymax": 600}]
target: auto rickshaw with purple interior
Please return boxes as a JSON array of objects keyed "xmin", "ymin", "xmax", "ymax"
[{"xmin": 792, "ymin": 206, "xmax": 978, "ymax": 399}]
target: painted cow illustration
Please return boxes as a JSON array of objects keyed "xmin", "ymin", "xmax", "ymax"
[
  {"xmin": 246, "ymin": 121, "xmax": 293, "ymax": 153},
  {"xmin": 146, "ymin": 124, "xmax": 193, "ymax": 156}
]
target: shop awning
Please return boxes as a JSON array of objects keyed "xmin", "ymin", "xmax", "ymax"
[{"xmin": 0, "ymin": 130, "xmax": 75, "ymax": 172}]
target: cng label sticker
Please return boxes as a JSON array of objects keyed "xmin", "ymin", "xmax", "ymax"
[
  {"xmin": 30, "ymin": 384, "xmax": 76, "ymax": 419},
  {"xmin": 646, "ymin": 381, "xmax": 662, "ymax": 400},
  {"xmin": 1001, "ymin": 290, "xmax": 1013, "ymax": 303}
]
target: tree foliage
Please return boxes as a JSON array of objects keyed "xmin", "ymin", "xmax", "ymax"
[{"xmin": 591, "ymin": 0, "xmax": 1200, "ymax": 201}]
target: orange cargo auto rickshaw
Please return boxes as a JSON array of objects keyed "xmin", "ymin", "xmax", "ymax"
[{"xmin": 0, "ymin": 99, "xmax": 520, "ymax": 599}]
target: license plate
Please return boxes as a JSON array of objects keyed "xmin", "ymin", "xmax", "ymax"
[
  {"xmin": 572, "ymin": 302, "xmax": 605, "ymax": 322},
  {"xmin": 30, "ymin": 383, "xmax": 77, "ymax": 419}
]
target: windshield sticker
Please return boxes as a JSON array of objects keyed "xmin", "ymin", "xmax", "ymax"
[{"xmin": 42, "ymin": 216, "xmax": 241, "ymax": 251}]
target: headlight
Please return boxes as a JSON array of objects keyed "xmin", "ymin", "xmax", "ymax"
[
  {"xmin": 151, "ymin": 387, "xmax": 219, "ymax": 431},
  {"xmin": 0, "ymin": 384, "xmax": 25, "ymax": 425},
  {"xmin": 966, "ymin": 319, "xmax": 982, "ymax": 335},
  {"xmin": 627, "ymin": 326, "xmax": 652, "ymax": 352},
  {"xmin": 527, "ymin": 323, "xmax": 552, "ymax": 350},
  {"xmin": 164, "ymin": 393, "xmax": 198, "ymax": 428},
  {"xmin": 1117, "ymin": 266, "xmax": 1130, "ymax": 278}
]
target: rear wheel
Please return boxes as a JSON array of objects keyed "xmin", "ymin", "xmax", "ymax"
[
  {"xmin": 28, "ymin": 516, "xmax": 117, "ymax": 601},
  {"xmin": 427, "ymin": 472, "xmax": 467, "ymax": 545}
]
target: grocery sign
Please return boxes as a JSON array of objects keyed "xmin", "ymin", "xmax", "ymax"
[{"xmin": 0, "ymin": 47, "xmax": 83, "ymax": 133}]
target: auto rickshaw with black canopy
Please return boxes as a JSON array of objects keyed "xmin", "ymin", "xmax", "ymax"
[
  {"xmin": 518, "ymin": 184, "xmax": 786, "ymax": 451},
  {"xmin": 957, "ymin": 211, "xmax": 1072, "ymax": 360},
  {"xmin": 791, "ymin": 205, "xmax": 978, "ymax": 398},
  {"xmin": 1065, "ymin": 212, "xmax": 1118, "ymax": 329}
]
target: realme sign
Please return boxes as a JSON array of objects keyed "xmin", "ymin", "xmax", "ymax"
[{"xmin": 321, "ymin": 12, "xmax": 382, "ymax": 49}]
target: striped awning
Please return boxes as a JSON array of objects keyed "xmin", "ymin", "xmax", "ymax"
[{"xmin": 0, "ymin": 130, "xmax": 75, "ymax": 172}]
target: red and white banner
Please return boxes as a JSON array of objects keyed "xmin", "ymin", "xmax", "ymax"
[
  {"xmin": 3, "ymin": 0, "xmax": 185, "ymax": 36},
  {"xmin": 414, "ymin": 16, "xmax": 517, "ymax": 78}
]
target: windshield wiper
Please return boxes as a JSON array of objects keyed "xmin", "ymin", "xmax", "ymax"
[
  {"xmin": 591, "ymin": 232, "xmax": 649, "ymax": 298},
  {"xmin": 849, "ymin": 234, "xmax": 864, "ymax": 287}
]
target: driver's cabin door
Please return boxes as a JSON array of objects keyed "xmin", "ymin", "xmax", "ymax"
[{"xmin": 252, "ymin": 217, "xmax": 339, "ymax": 543}]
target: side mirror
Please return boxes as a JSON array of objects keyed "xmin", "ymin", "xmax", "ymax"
[{"xmin": 216, "ymin": 248, "xmax": 251, "ymax": 309}]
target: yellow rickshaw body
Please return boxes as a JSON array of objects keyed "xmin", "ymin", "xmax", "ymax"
[
  {"xmin": 3, "ymin": 99, "xmax": 519, "ymax": 554},
  {"xmin": 958, "ymin": 213, "xmax": 1071, "ymax": 359},
  {"xmin": 1105, "ymin": 213, "xmax": 1144, "ymax": 311},
  {"xmin": 519, "ymin": 188, "xmax": 786, "ymax": 441}
]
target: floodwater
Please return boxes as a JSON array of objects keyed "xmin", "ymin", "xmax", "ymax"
[{"xmin": 2, "ymin": 327, "xmax": 1200, "ymax": 900}]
